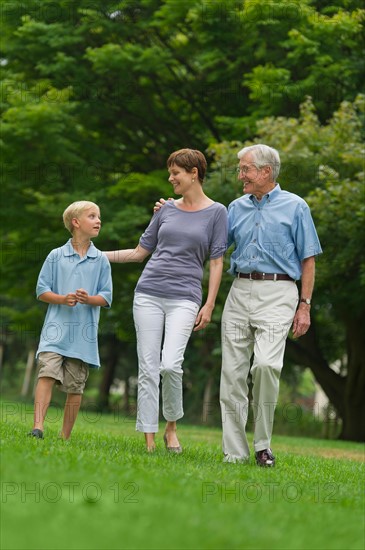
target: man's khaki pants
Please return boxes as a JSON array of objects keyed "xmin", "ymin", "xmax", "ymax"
[{"xmin": 220, "ymin": 277, "xmax": 298, "ymax": 462}]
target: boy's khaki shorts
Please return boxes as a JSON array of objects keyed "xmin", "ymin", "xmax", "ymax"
[{"xmin": 37, "ymin": 352, "xmax": 89, "ymax": 394}]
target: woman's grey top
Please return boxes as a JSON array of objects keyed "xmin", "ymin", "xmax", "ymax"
[{"xmin": 135, "ymin": 201, "xmax": 228, "ymax": 306}]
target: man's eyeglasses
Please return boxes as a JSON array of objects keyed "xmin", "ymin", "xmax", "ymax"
[{"xmin": 236, "ymin": 163, "xmax": 260, "ymax": 175}]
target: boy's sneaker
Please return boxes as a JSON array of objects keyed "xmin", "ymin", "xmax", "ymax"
[{"xmin": 28, "ymin": 429, "xmax": 44, "ymax": 439}]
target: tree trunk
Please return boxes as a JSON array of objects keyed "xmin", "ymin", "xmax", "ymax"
[
  {"xmin": 123, "ymin": 377, "xmax": 130, "ymax": 414},
  {"xmin": 97, "ymin": 335, "xmax": 119, "ymax": 412},
  {"xmin": 197, "ymin": 330, "xmax": 220, "ymax": 424},
  {"xmin": 21, "ymin": 349, "xmax": 35, "ymax": 397},
  {"xmin": 339, "ymin": 316, "xmax": 365, "ymax": 442},
  {"xmin": 202, "ymin": 376, "xmax": 214, "ymax": 425},
  {"xmin": 0, "ymin": 343, "xmax": 3, "ymax": 382},
  {"xmin": 285, "ymin": 316, "xmax": 365, "ymax": 442},
  {"xmin": 285, "ymin": 321, "xmax": 345, "ymax": 416}
]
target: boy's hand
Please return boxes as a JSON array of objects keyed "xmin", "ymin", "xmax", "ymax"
[
  {"xmin": 64, "ymin": 293, "xmax": 77, "ymax": 307},
  {"xmin": 76, "ymin": 288, "xmax": 89, "ymax": 304}
]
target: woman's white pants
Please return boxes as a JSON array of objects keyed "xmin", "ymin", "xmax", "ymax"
[{"xmin": 133, "ymin": 293, "xmax": 199, "ymax": 433}]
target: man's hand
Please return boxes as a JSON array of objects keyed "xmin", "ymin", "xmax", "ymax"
[
  {"xmin": 292, "ymin": 305, "xmax": 310, "ymax": 338},
  {"xmin": 153, "ymin": 197, "xmax": 173, "ymax": 213}
]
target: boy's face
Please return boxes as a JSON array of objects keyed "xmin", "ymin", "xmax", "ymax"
[{"xmin": 72, "ymin": 206, "xmax": 101, "ymax": 238}]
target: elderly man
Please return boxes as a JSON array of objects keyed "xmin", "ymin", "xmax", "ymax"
[{"xmin": 220, "ymin": 144, "xmax": 322, "ymax": 466}]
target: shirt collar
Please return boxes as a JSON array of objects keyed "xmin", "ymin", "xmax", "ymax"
[
  {"xmin": 268, "ymin": 183, "xmax": 281, "ymax": 199},
  {"xmin": 63, "ymin": 238, "xmax": 98, "ymax": 258},
  {"xmin": 249, "ymin": 183, "xmax": 281, "ymax": 203}
]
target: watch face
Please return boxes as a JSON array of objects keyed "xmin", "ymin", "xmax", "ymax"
[{"xmin": 301, "ymin": 298, "xmax": 311, "ymax": 305}]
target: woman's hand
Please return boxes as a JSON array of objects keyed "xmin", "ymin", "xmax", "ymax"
[{"xmin": 193, "ymin": 303, "xmax": 214, "ymax": 331}]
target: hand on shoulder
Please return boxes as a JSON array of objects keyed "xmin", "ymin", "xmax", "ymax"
[{"xmin": 154, "ymin": 197, "xmax": 174, "ymax": 213}]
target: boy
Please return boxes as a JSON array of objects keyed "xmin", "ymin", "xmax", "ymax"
[{"xmin": 28, "ymin": 201, "xmax": 112, "ymax": 439}]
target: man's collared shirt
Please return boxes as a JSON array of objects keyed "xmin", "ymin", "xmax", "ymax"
[
  {"xmin": 36, "ymin": 239, "xmax": 112, "ymax": 368},
  {"xmin": 227, "ymin": 184, "xmax": 322, "ymax": 280}
]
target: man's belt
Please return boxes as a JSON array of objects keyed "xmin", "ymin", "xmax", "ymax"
[{"xmin": 237, "ymin": 272, "xmax": 294, "ymax": 282}]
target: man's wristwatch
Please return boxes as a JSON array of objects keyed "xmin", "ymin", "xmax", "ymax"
[{"xmin": 300, "ymin": 298, "xmax": 311, "ymax": 305}]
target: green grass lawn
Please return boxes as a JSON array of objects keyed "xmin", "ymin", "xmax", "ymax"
[{"xmin": 1, "ymin": 401, "xmax": 364, "ymax": 550}]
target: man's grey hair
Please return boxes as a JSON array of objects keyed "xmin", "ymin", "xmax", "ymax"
[{"xmin": 237, "ymin": 144, "xmax": 281, "ymax": 181}]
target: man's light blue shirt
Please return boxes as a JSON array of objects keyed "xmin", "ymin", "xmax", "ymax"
[
  {"xmin": 36, "ymin": 239, "xmax": 112, "ymax": 368},
  {"xmin": 227, "ymin": 184, "xmax": 322, "ymax": 280}
]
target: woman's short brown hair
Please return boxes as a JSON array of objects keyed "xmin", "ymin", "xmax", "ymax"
[{"xmin": 167, "ymin": 148, "xmax": 207, "ymax": 184}]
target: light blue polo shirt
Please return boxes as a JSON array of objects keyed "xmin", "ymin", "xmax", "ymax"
[
  {"xmin": 36, "ymin": 239, "xmax": 112, "ymax": 368},
  {"xmin": 227, "ymin": 184, "xmax": 322, "ymax": 280}
]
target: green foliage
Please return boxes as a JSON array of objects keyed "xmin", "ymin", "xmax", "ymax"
[
  {"xmin": 258, "ymin": 95, "xmax": 365, "ymax": 315},
  {"xmin": 1, "ymin": 0, "xmax": 364, "ymax": 435},
  {"xmin": 209, "ymin": 94, "xmax": 365, "ymax": 300}
]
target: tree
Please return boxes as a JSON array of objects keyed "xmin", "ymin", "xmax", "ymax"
[{"xmin": 1, "ymin": 0, "xmax": 364, "ymax": 426}]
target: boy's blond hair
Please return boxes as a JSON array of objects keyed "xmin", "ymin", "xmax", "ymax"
[{"xmin": 63, "ymin": 201, "xmax": 99, "ymax": 234}]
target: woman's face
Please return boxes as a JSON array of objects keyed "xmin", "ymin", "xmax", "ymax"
[{"xmin": 168, "ymin": 163, "xmax": 196, "ymax": 195}]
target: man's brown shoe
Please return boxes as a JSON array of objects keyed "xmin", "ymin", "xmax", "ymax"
[{"xmin": 255, "ymin": 448, "xmax": 275, "ymax": 467}]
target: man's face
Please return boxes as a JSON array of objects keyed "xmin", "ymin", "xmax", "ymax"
[{"xmin": 237, "ymin": 153, "xmax": 268, "ymax": 196}]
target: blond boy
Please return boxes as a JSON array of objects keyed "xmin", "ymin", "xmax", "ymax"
[{"xmin": 28, "ymin": 201, "xmax": 112, "ymax": 439}]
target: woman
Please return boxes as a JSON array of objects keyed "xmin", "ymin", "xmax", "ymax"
[{"xmin": 105, "ymin": 149, "xmax": 227, "ymax": 452}]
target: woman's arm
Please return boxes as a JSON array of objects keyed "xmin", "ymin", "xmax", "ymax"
[
  {"xmin": 194, "ymin": 256, "xmax": 224, "ymax": 331},
  {"xmin": 104, "ymin": 245, "xmax": 151, "ymax": 263}
]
